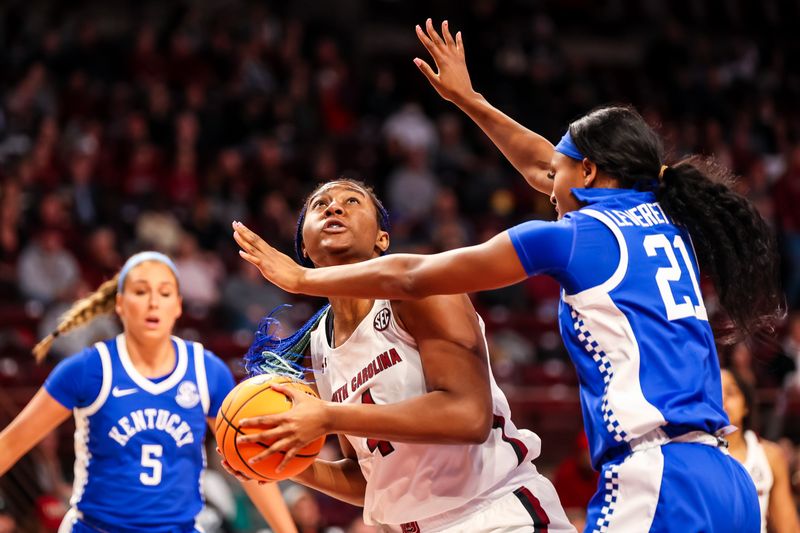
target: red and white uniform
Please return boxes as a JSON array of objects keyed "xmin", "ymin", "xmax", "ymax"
[{"xmin": 310, "ymin": 300, "xmax": 574, "ymax": 532}]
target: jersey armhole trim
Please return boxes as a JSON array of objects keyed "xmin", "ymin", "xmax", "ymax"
[
  {"xmin": 194, "ymin": 342, "xmax": 211, "ymax": 416},
  {"xmin": 563, "ymin": 209, "xmax": 628, "ymax": 306},
  {"xmin": 387, "ymin": 300, "xmax": 419, "ymax": 348},
  {"xmin": 79, "ymin": 343, "xmax": 112, "ymax": 416}
]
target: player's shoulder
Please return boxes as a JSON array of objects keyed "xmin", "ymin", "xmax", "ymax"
[
  {"xmin": 61, "ymin": 341, "xmax": 110, "ymax": 368},
  {"xmin": 759, "ymin": 437, "xmax": 785, "ymax": 467}
]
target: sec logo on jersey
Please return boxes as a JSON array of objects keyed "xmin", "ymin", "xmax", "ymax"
[
  {"xmin": 374, "ymin": 308, "xmax": 391, "ymax": 331},
  {"xmin": 175, "ymin": 381, "xmax": 200, "ymax": 409}
]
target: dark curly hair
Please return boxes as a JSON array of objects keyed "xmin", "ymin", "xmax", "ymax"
[{"xmin": 568, "ymin": 106, "xmax": 784, "ymax": 342}]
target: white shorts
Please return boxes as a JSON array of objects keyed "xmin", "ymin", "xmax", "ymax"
[{"xmin": 380, "ymin": 463, "xmax": 576, "ymax": 533}]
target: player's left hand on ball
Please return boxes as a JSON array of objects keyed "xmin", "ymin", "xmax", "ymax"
[
  {"xmin": 217, "ymin": 448, "xmax": 255, "ymax": 483},
  {"xmin": 237, "ymin": 383, "xmax": 331, "ymax": 473},
  {"xmin": 232, "ymin": 221, "xmax": 306, "ymax": 294}
]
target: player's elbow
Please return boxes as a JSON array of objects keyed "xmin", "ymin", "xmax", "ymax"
[
  {"xmin": 466, "ymin": 410, "xmax": 493, "ymax": 444},
  {"xmin": 457, "ymin": 402, "xmax": 493, "ymax": 444}
]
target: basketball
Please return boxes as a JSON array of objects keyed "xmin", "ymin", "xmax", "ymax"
[{"xmin": 215, "ymin": 375, "xmax": 325, "ymax": 482}]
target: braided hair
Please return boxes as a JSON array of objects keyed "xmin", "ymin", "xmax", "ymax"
[
  {"xmin": 569, "ymin": 106, "xmax": 784, "ymax": 342},
  {"xmin": 32, "ymin": 275, "xmax": 119, "ymax": 362}
]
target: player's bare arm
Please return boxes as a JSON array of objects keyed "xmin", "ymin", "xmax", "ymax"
[
  {"xmin": 0, "ymin": 388, "xmax": 71, "ymax": 476},
  {"xmin": 763, "ymin": 440, "xmax": 800, "ymax": 533},
  {"xmin": 233, "ymin": 220, "xmax": 528, "ymax": 300},
  {"xmin": 289, "ymin": 436, "xmax": 367, "ymax": 506},
  {"xmin": 415, "ymin": 18, "xmax": 555, "ymax": 194}
]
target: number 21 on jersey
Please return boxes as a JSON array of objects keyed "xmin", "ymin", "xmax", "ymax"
[{"xmin": 643, "ymin": 233, "xmax": 708, "ymax": 321}]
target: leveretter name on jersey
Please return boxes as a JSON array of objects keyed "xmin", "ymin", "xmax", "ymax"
[
  {"xmin": 330, "ymin": 348, "xmax": 403, "ymax": 402},
  {"xmin": 108, "ymin": 409, "xmax": 195, "ymax": 447},
  {"xmin": 606, "ymin": 202, "xmax": 670, "ymax": 228}
]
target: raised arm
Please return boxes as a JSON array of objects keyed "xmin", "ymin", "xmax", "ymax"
[
  {"xmin": 233, "ymin": 221, "xmax": 528, "ymax": 300},
  {"xmin": 0, "ymin": 388, "xmax": 71, "ymax": 476},
  {"xmin": 414, "ymin": 18, "xmax": 555, "ymax": 194}
]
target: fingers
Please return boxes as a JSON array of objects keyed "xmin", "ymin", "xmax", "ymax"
[
  {"xmin": 248, "ymin": 436, "xmax": 293, "ymax": 464},
  {"xmin": 441, "ymin": 20, "xmax": 455, "ymax": 47},
  {"xmin": 425, "ymin": 18, "xmax": 443, "ymax": 47},
  {"xmin": 238, "ymin": 249, "xmax": 260, "ymax": 267},
  {"xmin": 415, "ymin": 24, "xmax": 437, "ymax": 61},
  {"xmin": 276, "ymin": 448, "xmax": 298, "ymax": 473},
  {"xmin": 270, "ymin": 383, "xmax": 302, "ymax": 402},
  {"xmin": 456, "ymin": 31, "xmax": 464, "ymax": 54},
  {"xmin": 239, "ymin": 414, "xmax": 282, "ymax": 429},
  {"xmin": 220, "ymin": 459, "xmax": 251, "ymax": 482},
  {"xmin": 413, "ymin": 58, "xmax": 437, "ymax": 84}
]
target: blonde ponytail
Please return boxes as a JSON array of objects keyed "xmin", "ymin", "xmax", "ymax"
[{"xmin": 32, "ymin": 274, "xmax": 120, "ymax": 363}]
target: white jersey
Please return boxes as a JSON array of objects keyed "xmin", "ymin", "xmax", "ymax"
[
  {"xmin": 310, "ymin": 300, "xmax": 542, "ymax": 527},
  {"xmin": 743, "ymin": 430, "xmax": 773, "ymax": 533}
]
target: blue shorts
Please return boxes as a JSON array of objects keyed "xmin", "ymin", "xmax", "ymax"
[{"xmin": 585, "ymin": 442, "xmax": 759, "ymax": 533}]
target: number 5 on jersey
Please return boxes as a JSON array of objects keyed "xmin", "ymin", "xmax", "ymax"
[
  {"xmin": 644, "ymin": 234, "xmax": 708, "ymax": 321},
  {"xmin": 140, "ymin": 444, "xmax": 163, "ymax": 486},
  {"xmin": 361, "ymin": 389, "xmax": 395, "ymax": 456}
]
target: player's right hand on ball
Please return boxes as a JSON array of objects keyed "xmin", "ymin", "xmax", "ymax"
[{"xmin": 414, "ymin": 19, "xmax": 475, "ymax": 104}]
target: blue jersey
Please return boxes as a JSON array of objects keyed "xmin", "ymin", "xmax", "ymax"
[
  {"xmin": 509, "ymin": 188, "xmax": 730, "ymax": 470},
  {"xmin": 44, "ymin": 335, "xmax": 234, "ymax": 531}
]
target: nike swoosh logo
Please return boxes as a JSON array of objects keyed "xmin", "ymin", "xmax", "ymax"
[{"xmin": 112, "ymin": 387, "xmax": 138, "ymax": 398}]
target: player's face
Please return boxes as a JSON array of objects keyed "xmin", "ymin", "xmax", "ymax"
[
  {"xmin": 720, "ymin": 370, "xmax": 747, "ymax": 427},
  {"xmin": 116, "ymin": 261, "xmax": 182, "ymax": 340},
  {"xmin": 301, "ymin": 182, "xmax": 389, "ymax": 267},
  {"xmin": 548, "ymin": 152, "xmax": 586, "ymax": 219}
]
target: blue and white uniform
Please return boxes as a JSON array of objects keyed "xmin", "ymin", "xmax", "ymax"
[
  {"xmin": 45, "ymin": 334, "xmax": 234, "ymax": 533},
  {"xmin": 508, "ymin": 188, "xmax": 759, "ymax": 533}
]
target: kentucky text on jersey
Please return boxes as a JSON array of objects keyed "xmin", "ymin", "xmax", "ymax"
[
  {"xmin": 330, "ymin": 347, "xmax": 403, "ymax": 402},
  {"xmin": 108, "ymin": 408, "xmax": 195, "ymax": 447},
  {"xmin": 606, "ymin": 202, "xmax": 670, "ymax": 228}
]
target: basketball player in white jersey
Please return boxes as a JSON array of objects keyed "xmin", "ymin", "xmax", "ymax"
[
  {"xmin": 721, "ymin": 368, "xmax": 800, "ymax": 533},
  {"xmin": 227, "ymin": 179, "xmax": 574, "ymax": 532},
  {"xmin": 0, "ymin": 252, "xmax": 296, "ymax": 533}
]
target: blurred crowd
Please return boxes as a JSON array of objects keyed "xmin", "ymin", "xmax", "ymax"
[{"xmin": 2, "ymin": 0, "xmax": 800, "ymax": 531}]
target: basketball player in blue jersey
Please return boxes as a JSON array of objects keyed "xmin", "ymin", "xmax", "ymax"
[
  {"xmin": 227, "ymin": 20, "xmax": 785, "ymax": 533},
  {"xmin": 0, "ymin": 252, "xmax": 297, "ymax": 533}
]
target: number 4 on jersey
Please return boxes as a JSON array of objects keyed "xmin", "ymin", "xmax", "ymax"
[{"xmin": 361, "ymin": 389, "xmax": 395, "ymax": 456}]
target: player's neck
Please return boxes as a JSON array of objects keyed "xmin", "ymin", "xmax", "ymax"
[
  {"xmin": 327, "ymin": 297, "xmax": 375, "ymax": 346},
  {"xmin": 123, "ymin": 332, "xmax": 176, "ymax": 378}
]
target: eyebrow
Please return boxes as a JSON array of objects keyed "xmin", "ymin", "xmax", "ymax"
[{"xmin": 309, "ymin": 186, "xmax": 367, "ymax": 204}]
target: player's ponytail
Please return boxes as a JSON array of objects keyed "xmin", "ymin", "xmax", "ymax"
[
  {"xmin": 32, "ymin": 274, "xmax": 120, "ymax": 363},
  {"xmin": 244, "ymin": 305, "xmax": 330, "ymax": 380},
  {"xmin": 656, "ymin": 157, "xmax": 784, "ymax": 341},
  {"xmin": 569, "ymin": 106, "xmax": 784, "ymax": 342}
]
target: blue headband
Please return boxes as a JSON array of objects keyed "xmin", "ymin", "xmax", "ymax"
[
  {"xmin": 554, "ymin": 131, "xmax": 585, "ymax": 161},
  {"xmin": 118, "ymin": 251, "xmax": 180, "ymax": 292}
]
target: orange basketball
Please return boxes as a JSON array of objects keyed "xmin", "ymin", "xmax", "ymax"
[{"xmin": 215, "ymin": 375, "xmax": 325, "ymax": 482}]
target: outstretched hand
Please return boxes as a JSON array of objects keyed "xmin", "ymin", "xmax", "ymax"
[
  {"xmin": 236, "ymin": 383, "xmax": 331, "ymax": 474},
  {"xmin": 232, "ymin": 221, "xmax": 305, "ymax": 294},
  {"xmin": 414, "ymin": 19, "xmax": 475, "ymax": 104}
]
